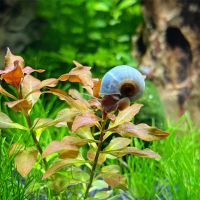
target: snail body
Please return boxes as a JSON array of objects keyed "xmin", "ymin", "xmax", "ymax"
[{"xmin": 100, "ymin": 65, "xmax": 145, "ymax": 101}]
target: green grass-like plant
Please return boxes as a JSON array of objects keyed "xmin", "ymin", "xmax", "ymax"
[{"xmin": 125, "ymin": 114, "xmax": 200, "ymax": 200}]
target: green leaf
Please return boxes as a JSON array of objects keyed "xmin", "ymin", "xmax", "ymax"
[
  {"xmin": 0, "ymin": 112, "xmax": 27, "ymax": 130},
  {"xmin": 118, "ymin": 0, "xmax": 137, "ymax": 10},
  {"xmin": 104, "ymin": 137, "xmax": 131, "ymax": 152},
  {"xmin": 110, "ymin": 104, "xmax": 143, "ymax": 128},
  {"xmin": 101, "ymin": 165, "xmax": 120, "ymax": 174},
  {"xmin": 90, "ymin": 180, "xmax": 108, "ymax": 192},
  {"xmin": 94, "ymin": 190, "xmax": 113, "ymax": 199},
  {"xmin": 49, "ymin": 168, "xmax": 89, "ymax": 192}
]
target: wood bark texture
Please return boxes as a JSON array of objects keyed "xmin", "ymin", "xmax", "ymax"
[
  {"xmin": 133, "ymin": 0, "xmax": 200, "ymax": 127},
  {"xmin": 0, "ymin": 0, "xmax": 38, "ymax": 67}
]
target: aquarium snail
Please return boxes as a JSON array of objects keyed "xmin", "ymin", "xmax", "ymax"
[{"xmin": 100, "ymin": 65, "xmax": 145, "ymax": 112}]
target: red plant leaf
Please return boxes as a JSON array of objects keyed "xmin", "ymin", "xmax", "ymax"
[
  {"xmin": 23, "ymin": 66, "xmax": 45, "ymax": 74},
  {"xmin": 5, "ymin": 99, "xmax": 32, "ymax": 112},
  {"xmin": 42, "ymin": 136, "xmax": 88, "ymax": 159},
  {"xmin": 62, "ymin": 136, "xmax": 88, "ymax": 147},
  {"xmin": 109, "ymin": 122, "xmax": 169, "ymax": 141},
  {"xmin": 92, "ymin": 78, "xmax": 101, "ymax": 97},
  {"xmin": 59, "ymin": 61, "xmax": 93, "ymax": 88},
  {"xmin": 42, "ymin": 159, "xmax": 87, "ymax": 179},
  {"xmin": 108, "ymin": 147, "xmax": 161, "ymax": 159},
  {"xmin": 102, "ymin": 173, "xmax": 126, "ymax": 189},
  {"xmin": 33, "ymin": 108, "xmax": 79, "ymax": 130},
  {"xmin": 101, "ymin": 95, "xmax": 120, "ymax": 113},
  {"xmin": 3, "ymin": 48, "xmax": 24, "ymax": 72},
  {"xmin": 42, "ymin": 141, "xmax": 79, "ymax": 159},
  {"xmin": 21, "ymin": 75, "xmax": 41, "ymax": 106},
  {"xmin": 110, "ymin": 104, "xmax": 143, "ymax": 128},
  {"xmin": 87, "ymin": 149, "xmax": 106, "ymax": 165},
  {"xmin": 48, "ymin": 88, "xmax": 89, "ymax": 111},
  {"xmin": 2, "ymin": 62, "xmax": 24, "ymax": 88},
  {"xmin": 69, "ymin": 89, "xmax": 90, "ymax": 107},
  {"xmin": 15, "ymin": 148, "xmax": 38, "ymax": 177},
  {"xmin": 72, "ymin": 112, "xmax": 99, "ymax": 132},
  {"xmin": 88, "ymin": 98, "xmax": 102, "ymax": 110}
]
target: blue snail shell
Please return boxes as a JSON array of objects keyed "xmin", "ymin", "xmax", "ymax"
[{"xmin": 100, "ymin": 65, "xmax": 145, "ymax": 100}]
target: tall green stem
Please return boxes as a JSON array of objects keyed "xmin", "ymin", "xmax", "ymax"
[
  {"xmin": 17, "ymin": 86, "xmax": 48, "ymax": 170},
  {"xmin": 84, "ymin": 112, "xmax": 107, "ymax": 199},
  {"xmin": 25, "ymin": 114, "xmax": 48, "ymax": 170}
]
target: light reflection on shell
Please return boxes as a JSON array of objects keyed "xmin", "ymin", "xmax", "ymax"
[{"xmin": 100, "ymin": 65, "xmax": 145, "ymax": 100}]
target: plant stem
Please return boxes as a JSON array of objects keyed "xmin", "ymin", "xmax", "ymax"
[
  {"xmin": 84, "ymin": 112, "xmax": 107, "ymax": 199},
  {"xmin": 25, "ymin": 114, "xmax": 48, "ymax": 170}
]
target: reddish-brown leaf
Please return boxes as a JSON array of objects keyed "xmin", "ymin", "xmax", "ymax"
[
  {"xmin": 21, "ymin": 75, "xmax": 41, "ymax": 106},
  {"xmin": 42, "ymin": 141, "xmax": 78, "ymax": 159},
  {"xmin": 59, "ymin": 148, "xmax": 79, "ymax": 159},
  {"xmin": 59, "ymin": 61, "xmax": 93, "ymax": 88},
  {"xmin": 5, "ymin": 99, "xmax": 32, "ymax": 112},
  {"xmin": 33, "ymin": 109, "xmax": 79, "ymax": 130},
  {"xmin": 3, "ymin": 48, "xmax": 24, "ymax": 71},
  {"xmin": 15, "ymin": 148, "xmax": 38, "ymax": 177},
  {"xmin": 92, "ymin": 78, "xmax": 101, "ymax": 97},
  {"xmin": 102, "ymin": 173, "xmax": 126, "ymax": 188},
  {"xmin": 101, "ymin": 95, "xmax": 120, "ymax": 113},
  {"xmin": 108, "ymin": 147, "xmax": 161, "ymax": 159},
  {"xmin": 40, "ymin": 78, "xmax": 58, "ymax": 88},
  {"xmin": 2, "ymin": 63, "xmax": 24, "ymax": 88},
  {"xmin": 72, "ymin": 112, "xmax": 99, "ymax": 132},
  {"xmin": 42, "ymin": 159, "xmax": 87, "ymax": 179},
  {"xmin": 62, "ymin": 136, "xmax": 88, "ymax": 147},
  {"xmin": 87, "ymin": 149, "xmax": 106, "ymax": 165},
  {"xmin": 48, "ymin": 88, "xmax": 89, "ymax": 111},
  {"xmin": 69, "ymin": 89, "xmax": 90, "ymax": 107},
  {"xmin": 109, "ymin": 104, "xmax": 143, "ymax": 128},
  {"xmin": 23, "ymin": 66, "xmax": 45, "ymax": 74},
  {"xmin": 110, "ymin": 122, "xmax": 169, "ymax": 141},
  {"xmin": 88, "ymin": 98, "xmax": 102, "ymax": 110}
]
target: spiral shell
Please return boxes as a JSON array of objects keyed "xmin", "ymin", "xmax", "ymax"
[{"xmin": 100, "ymin": 65, "xmax": 145, "ymax": 100}]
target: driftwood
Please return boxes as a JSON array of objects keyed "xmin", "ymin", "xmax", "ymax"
[
  {"xmin": 133, "ymin": 0, "xmax": 200, "ymax": 126},
  {"xmin": 0, "ymin": 0, "xmax": 38, "ymax": 67}
]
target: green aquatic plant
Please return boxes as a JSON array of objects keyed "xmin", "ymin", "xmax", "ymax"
[{"xmin": 0, "ymin": 49, "xmax": 169, "ymax": 199}]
